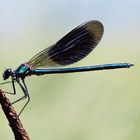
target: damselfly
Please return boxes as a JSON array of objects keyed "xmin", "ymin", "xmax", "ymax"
[{"xmin": 1, "ymin": 20, "xmax": 133, "ymax": 115}]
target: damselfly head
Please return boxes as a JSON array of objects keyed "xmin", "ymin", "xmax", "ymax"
[{"xmin": 3, "ymin": 68, "xmax": 12, "ymax": 80}]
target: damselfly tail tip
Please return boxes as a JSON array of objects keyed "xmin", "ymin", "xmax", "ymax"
[{"xmin": 127, "ymin": 63, "xmax": 134, "ymax": 68}]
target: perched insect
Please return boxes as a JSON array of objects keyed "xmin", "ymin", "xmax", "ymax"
[{"xmin": 1, "ymin": 20, "xmax": 133, "ymax": 115}]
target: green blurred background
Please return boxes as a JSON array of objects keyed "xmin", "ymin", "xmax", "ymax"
[{"xmin": 0, "ymin": 0, "xmax": 139, "ymax": 140}]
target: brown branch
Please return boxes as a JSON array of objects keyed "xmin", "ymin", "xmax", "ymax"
[{"xmin": 0, "ymin": 90, "xmax": 30, "ymax": 140}]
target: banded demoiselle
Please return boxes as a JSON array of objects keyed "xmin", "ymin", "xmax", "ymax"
[{"xmin": 1, "ymin": 20, "xmax": 133, "ymax": 115}]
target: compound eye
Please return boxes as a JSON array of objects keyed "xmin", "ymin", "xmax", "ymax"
[
  {"xmin": 3, "ymin": 68, "xmax": 12, "ymax": 80},
  {"xmin": 7, "ymin": 69, "xmax": 11, "ymax": 73}
]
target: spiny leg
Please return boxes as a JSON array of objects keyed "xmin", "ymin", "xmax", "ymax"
[
  {"xmin": 12, "ymin": 78, "xmax": 30, "ymax": 116},
  {"xmin": 0, "ymin": 80, "xmax": 13, "ymax": 85},
  {"xmin": 18, "ymin": 79, "xmax": 30, "ymax": 116},
  {"xmin": 12, "ymin": 93, "xmax": 30, "ymax": 116},
  {"xmin": 2, "ymin": 79, "xmax": 16, "ymax": 95}
]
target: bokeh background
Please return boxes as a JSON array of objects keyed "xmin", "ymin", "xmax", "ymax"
[{"xmin": 0, "ymin": 0, "xmax": 139, "ymax": 140}]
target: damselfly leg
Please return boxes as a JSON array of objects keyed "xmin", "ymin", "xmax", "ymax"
[
  {"xmin": 0, "ymin": 78, "xmax": 30, "ymax": 116},
  {"xmin": 0, "ymin": 79, "xmax": 16, "ymax": 95}
]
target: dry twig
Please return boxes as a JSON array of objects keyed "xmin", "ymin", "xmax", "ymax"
[{"xmin": 0, "ymin": 90, "xmax": 30, "ymax": 140}]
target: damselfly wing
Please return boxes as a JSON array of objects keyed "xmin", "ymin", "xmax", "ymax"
[{"xmin": 27, "ymin": 20, "xmax": 104, "ymax": 68}]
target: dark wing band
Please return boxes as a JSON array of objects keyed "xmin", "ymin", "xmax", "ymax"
[{"xmin": 28, "ymin": 20, "xmax": 104, "ymax": 68}]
